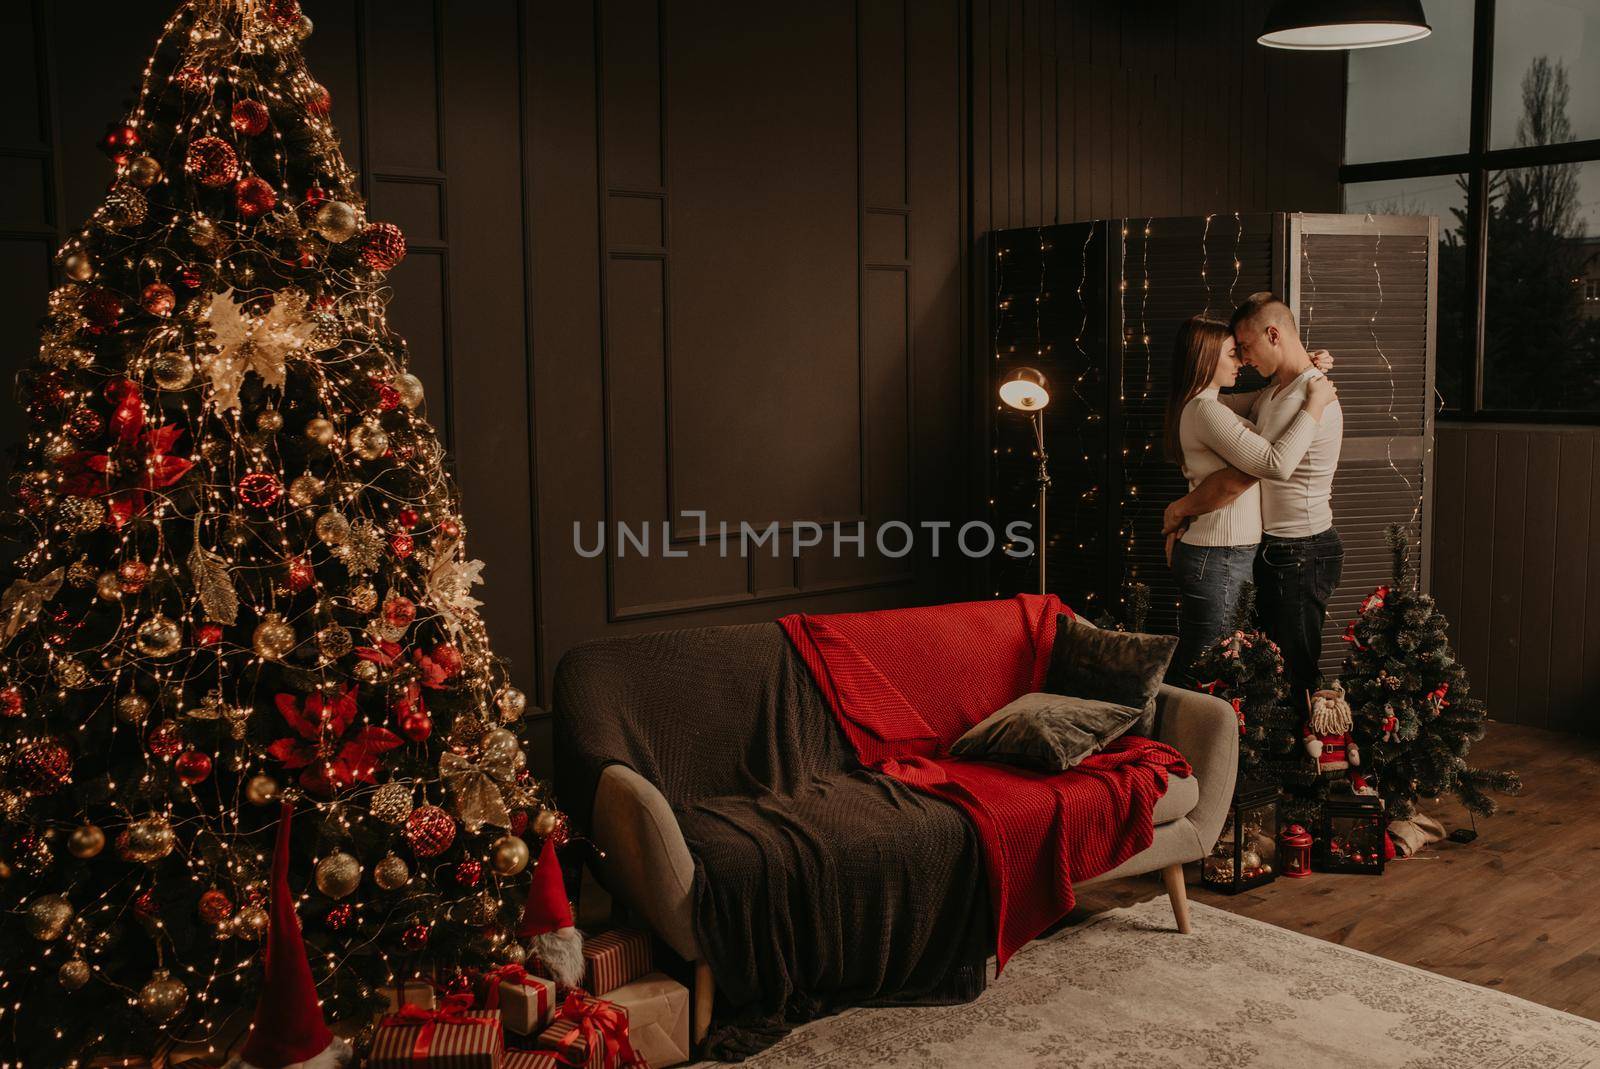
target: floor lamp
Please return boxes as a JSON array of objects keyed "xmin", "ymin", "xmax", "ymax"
[{"xmin": 998, "ymin": 367, "xmax": 1052, "ymax": 595}]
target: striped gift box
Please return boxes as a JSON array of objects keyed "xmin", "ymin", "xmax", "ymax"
[
  {"xmin": 579, "ymin": 930, "xmax": 652, "ymax": 996},
  {"xmin": 502, "ymin": 1054, "xmax": 562, "ymax": 1069},
  {"xmin": 533, "ymin": 1017, "xmax": 603, "ymax": 1069},
  {"xmin": 370, "ymin": 1007, "xmax": 503, "ymax": 1068}
]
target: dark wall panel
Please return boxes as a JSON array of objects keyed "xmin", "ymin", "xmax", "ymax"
[{"xmin": 1432, "ymin": 425, "xmax": 1600, "ymax": 736}]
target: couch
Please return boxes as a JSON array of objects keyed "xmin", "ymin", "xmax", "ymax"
[{"xmin": 554, "ymin": 620, "xmax": 1239, "ymax": 1045}]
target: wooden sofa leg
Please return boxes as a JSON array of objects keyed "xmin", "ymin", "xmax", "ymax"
[
  {"xmin": 692, "ymin": 960, "xmax": 715, "ymax": 1045},
  {"xmin": 1161, "ymin": 863, "xmax": 1192, "ymax": 934}
]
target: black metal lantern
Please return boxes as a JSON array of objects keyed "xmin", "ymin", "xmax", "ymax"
[
  {"xmin": 1201, "ymin": 781, "xmax": 1280, "ymax": 894},
  {"xmin": 1315, "ymin": 794, "xmax": 1387, "ymax": 875}
]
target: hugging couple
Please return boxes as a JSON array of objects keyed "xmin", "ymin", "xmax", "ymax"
[{"xmin": 1161, "ymin": 291, "xmax": 1343, "ymax": 712}]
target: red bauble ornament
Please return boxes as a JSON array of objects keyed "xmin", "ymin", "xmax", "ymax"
[
  {"xmin": 509, "ymin": 809, "xmax": 529, "ymax": 837},
  {"xmin": 198, "ymin": 889, "xmax": 233, "ymax": 925},
  {"xmin": 439, "ymin": 518, "xmax": 462, "ymax": 539},
  {"xmin": 401, "ymin": 923, "xmax": 430, "ymax": 950},
  {"xmin": 453, "ymin": 859, "xmax": 483, "ymax": 888},
  {"xmin": 429, "ymin": 644, "xmax": 463, "ymax": 678},
  {"xmin": 325, "ymin": 902, "xmax": 354, "ymax": 931},
  {"xmin": 304, "ymin": 184, "xmax": 330, "ymax": 208},
  {"xmin": 140, "ymin": 282, "xmax": 176, "ymax": 317},
  {"xmin": 16, "ymin": 738, "xmax": 72, "ymax": 794},
  {"xmin": 185, "ymin": 136, "xmax": 239, "ymax": 189},
  {"xmin": 306, "ymin": 84, "xmax": 333, "ymax": 118},
  {"xmin": 147, "ymin": 720, "xmax": 185, "ymax": 759},
  {"xmin": 403, "ymin": 805, "xmax": 456, "ymax": 858},
  {"xmin": 397, "ymin": 508, "xmax": 419, "ymax": 530},
  {"xmin": 358, "ymin": 222, "xmax": 407, "ymax": 270},
  {"xmin": 375, "ymin": 382, "xmax": 401, "ymax": 411},
  {"xmin": 268, "ymin": 0, "xmax": 302, "ymax": 26},
  {"xmin": 174, "ymin": 749, "xmax": 213, "ymax": 786},
  {"xmin": 442, "ymin": 971, "xmax": 474, "ymax": 997},
  {"xmin": 117, "ymin": 560, "xmax": 150, "ymax": 593},
  {"xmin": 0, "ymin": 686, "xmax": 23, "ymax": 718},
  {"xmin": 133, "ymin": 888, "xmax": 159, "ymax": 920},
  {"xmin": 195, "ymin": 623, "xmax": 224, "ymax": 646},
  {"xmin": 81, "ymin": 287, "xmax": 127, "ymax": 329},
  {"xmin": 285, "ymin": 557, "xmax": 315, "ymax": 593},
  {"xmin": 101, "ymin": 124, "xmax": 140, "ymax": 164},
  {"xmin": 237, "ymin": 471, "xmax": 284, "ymax": 509},
  {"xmin": 67, "ymin": 406, "xmax": 105, "ymax": 440},
  {"xmin": 174, "ymin": 65, "xmax": 211, "ymax": 95},
  {"xmin": 232, "ymin": 99, "xmax": 270, "ymax": 137},
  {"xmin": 388, "ymin": 531, "xmax": 414, "ymax": 560},
  {"xmin": 382, "ymin": 596, "xmax": 416, "ymax": 630},
  {"xmin": 234, "ymin": 176, "xmax": 278, "ymax": 221},
  {"xmin": 178, "ymin": 267, "xmax": 204, "ymax": 290},
  {"xmin": 398, "ymin": 707, "xmax": 432, "ymax": 743}
]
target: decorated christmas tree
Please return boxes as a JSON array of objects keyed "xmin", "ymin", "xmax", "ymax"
[
  {"xmin": 0, "ymin": 2, "xmax": 565, "ymax": 1063},
  {"xmin": 1341, "ymin": 525, "xmax": 1520, "ymax": 822},
  {"xmin": 1188, "ymin": 585, "xmax": 1308, "ymax": 802}
]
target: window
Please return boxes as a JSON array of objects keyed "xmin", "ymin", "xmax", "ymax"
[{"xmin": 1342, "ymin": 0, "xmax": 1600, "ymax": 420}]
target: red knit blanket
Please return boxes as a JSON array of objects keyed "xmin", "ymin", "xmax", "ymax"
[{"xmin": 779, "ymin": 594, "xmax": 1191, "ymax": 970}]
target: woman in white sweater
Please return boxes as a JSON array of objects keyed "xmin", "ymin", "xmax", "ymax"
[{"xmin": 1161, "ymin": 315, "xmax": 1336, "ymax": 684}]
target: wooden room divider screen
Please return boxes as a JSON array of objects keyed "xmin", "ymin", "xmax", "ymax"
[{"xmin": 988, "ymin": 213, "xmax": 1437, "ymax": 678}]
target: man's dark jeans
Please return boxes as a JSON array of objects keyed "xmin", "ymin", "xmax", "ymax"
[{"xmin": 1254, "ymin": 527, "xmax": 1344, "ymax": 711}]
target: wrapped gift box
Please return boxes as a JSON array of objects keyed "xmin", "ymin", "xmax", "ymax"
[
  {"xmin": 380, "ymin": 979, "xmax": 439, "ymax": 1014},
  {"xmin": 607, "ymin": 973, "xmax": 689, "ymax": 1069},
  {"xmin": 534, "ymin": 1016, "xmax": 603, "ymax": 1069},
  {"xmin": 578, "ymin": 929, "xmax": 652, "ymax": 996},
  {"xmin": 370, "ymin": 1006, "xmax": 503, "ymax": 1069},
  {"xmin": 478, "ymin": 967, "xmax": 557, "ymax": 1035},
  {"xmin": 502, "ymin": 1053, "xmax": 563, "ymax": 1069}
]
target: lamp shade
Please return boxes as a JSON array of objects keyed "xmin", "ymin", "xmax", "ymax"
[
  {"xmin": 998, "ymin": 367, "xmax": 1051, "ymax": 411},
  {"xmin": 1259, "ymin": 0, "xmax": 1430, "ymax": 50}
]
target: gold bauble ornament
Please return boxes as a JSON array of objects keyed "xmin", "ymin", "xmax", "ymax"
[
  {"xmin": 126, "ymin": 154, "xmax": 163, "ymax": 187},
  {"xmin": 57, "ymin": 495, "xmax": 106, "ymax": 533},
  {"xmin": 496, "ymin": 687, "xmax": 527, "ymax": 722},
  {"xmin": 68, "ymin": 823, "xmax": 106, "ymax": 859},
  {"xmin": 58, "ymin": 957, "xmax": 91, "ymax": 990},
  {"xmin": 313, "ymin": 200, "xmax": 361, "ymax": 243},
  {"xmin": 186, "ymin": 216, "xmax": 221, "ymax": 253},
  {"xmin": 395, "ymin": 372, "xmax": 425, "ymax": 410},
  {"xmin": 135, "ymin": 614, "xmax": 182, "ymax": 658},
  {"xmin": 351, "ymin": 583, "xmax": 379, "ymax": 613},
  {"xmin": 53, "ymin": 656, "xmax": 89, "ymax": 689},
  {"xmin": 481, "ymin": 728, "xmax": 520, "ymax": 761},
  {"xmin": 116, "ymin": 693, "xmax": 151, "ymax": 723},
  {"xmin": 370, "ymin": 781, "xmax": 413, "ymax": 825},
  {"xmin": 252, "ymin": 613, "xmax": 296, "ymax": 660},
  {"xmin": 353, "ymin": 659, "xmax": 379, "ymax": 683},
  {"xmin": 25, "ymin": 894, "xmax": 73, "ymax": 941},
  {"xmin": 373, "ymin": 853, "xmax": 410, "ymax": 890},
  {"xmin": 317, "ymin": 625, "xmax": 353, "ymax": 661},
  {"xmin": 490, "ymin": 835, "xmax": 530, "ymax": 876},
  {"xmin": 63, "ymin": 250, "xmax": 96, "ymax": 282},
  {"xmin": 256, "ymin": 408, "xmax": 284, "ymax": 433},
  {"xmin": 315, "ymin": 510, "xmax": 350, "ymax": 546},
  {"xmin": 118, "ymin": 816, "xmax": 176, "ymax": 863},
  {"xmin": 44, "ymin": 436, "xmax": 78, "ymax": 462},
  {"xmin": 532, "ymin": 809, "xmax": 559, "ymax": 838},
  {"xmin": 304, "ymin": 417, "xmax": 337, "ymax": 445},
  {"xmin": 236, "ymin": 905, "xmax": 268, "ymax": 938},
  {"xmin": 288, "ymin": 474, "xmax": 325, "ymax": 507},
  {"xmin": 96, "ymin": 571, "xmax": 123, "ymax": 601},
  {"xmin": 315, "ymin": 852, "xmax": 362, "ymax": 899},
  {"xmin": 151, "ymin": 352, "xmax": 195, "ymax": 390},
  {"xmin": 496, "ymin": 940, "xmax": 528, "ymax": 965},
  {"xmin": 137, "ymin": 970, "xmax": 188, "ymax": 1023},
  {"xmin": 245, "ymin": 773, "xmax": 280, "ymax": 805},
  {"xmin": 348, "ymin": 422, "xmax": 389, "ymax": 461}
]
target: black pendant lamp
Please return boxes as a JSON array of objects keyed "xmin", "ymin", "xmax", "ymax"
[{"xmin": 1259, "ymin": 0, "xmax": 1431, "ymax": 50}]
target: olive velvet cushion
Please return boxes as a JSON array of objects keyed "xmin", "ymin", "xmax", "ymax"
[
  {"xmin": 950, "ymin": 692, "xmax": 1143, "ymax": 772},
  {"xmin": 1044, "ymin": 613, "xmax": 1178, "ymax": 736}
]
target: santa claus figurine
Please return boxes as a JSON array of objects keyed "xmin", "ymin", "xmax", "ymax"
[
  {"xmin": 517, "ymin": 836, "xmax": 585, "ymax": 989},
  {"xmin": 1304, "ymin": 679, "xmax": 1361, "ymax": 778}
]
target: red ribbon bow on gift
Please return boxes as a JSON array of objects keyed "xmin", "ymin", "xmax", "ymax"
[
  {"xmin": 480, "ymin": 963, "xmax": 548, "ymax": 1010},
  {"xmin": 548, "ymin": 991, "xmax": 647, "ymax": 1069},
  {"xmin": 382, "ymin": 992, "xmax": 494, "ymax": 1067}
]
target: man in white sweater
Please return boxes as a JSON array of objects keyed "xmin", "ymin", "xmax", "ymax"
[{"xmin": 1163, "ymin": 292, "xmax": 1344, "ymax": 709}]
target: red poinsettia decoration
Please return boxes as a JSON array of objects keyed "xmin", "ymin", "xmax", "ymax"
[
  {"xmin": 56, "ymin": 379, "xmax": 193, "ymax": 528},
  {"xmin": 268, "ymin": 685, "xmax": 402, "ymax": 796}
]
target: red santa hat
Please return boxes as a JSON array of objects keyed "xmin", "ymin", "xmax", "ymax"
[
  {"xmin": 516, "ymin": 836, "xmax": 584, "ymax": 988},
  {"xmin": 229, "ymin": 802, "xmax": 352, "ymax": 1069}
]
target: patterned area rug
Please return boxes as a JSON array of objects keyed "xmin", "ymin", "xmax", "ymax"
[{"xmin": 706, "ymin": 897, "xmax": 1600, "ymax": 1067}]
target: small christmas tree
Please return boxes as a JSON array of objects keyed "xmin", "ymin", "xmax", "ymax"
[
  {"xmin": 0, "ymin": 3, "xmax": 565, "ymax": 1064},
  {"xmin": 1341, "ymin": 525, "xmax": 1520, "ymax": 822},
  {"xmin": 1187, "ymin": 585, "xmax": 1303, "ymax": 789}
]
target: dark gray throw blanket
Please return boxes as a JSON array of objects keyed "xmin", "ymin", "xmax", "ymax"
[{"xmin": 552, "ymin": 623, "xmax": 991, "ymax": 1060}]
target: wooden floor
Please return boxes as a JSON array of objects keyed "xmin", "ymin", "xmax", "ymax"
[{"xmin": 1076, "ymin": 722, "xmax": 1600, "ymax": 1022}]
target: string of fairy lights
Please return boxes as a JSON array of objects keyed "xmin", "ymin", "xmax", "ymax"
[{"xmin": 2, "ymin": 3, "xmax": 563, "ymax": 1064}]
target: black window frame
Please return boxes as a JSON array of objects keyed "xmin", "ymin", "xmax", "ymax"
[{"xmin": 1340, "ymin": 0, "xmax": 1600, "ymax": 425}]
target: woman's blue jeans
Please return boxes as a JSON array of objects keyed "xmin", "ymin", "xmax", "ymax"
[{"xmin": 1169, "ymin": 541, "xmax": 1258, "ymax": 686}]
